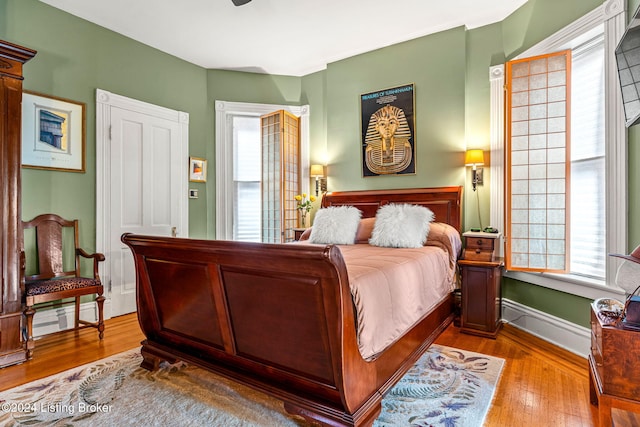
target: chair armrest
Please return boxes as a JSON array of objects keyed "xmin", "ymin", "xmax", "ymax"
[
  {"xmin": 77, "ymin": 248, "xmax": 106, "ymax": 261},
  {"xmin": 76, "ymin": 249, "xmax": 106, "ymax": 279}
]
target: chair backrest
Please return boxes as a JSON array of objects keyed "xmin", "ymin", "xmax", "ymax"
[{"xmin": 22, "ymin": 214, "xmax": 80, "ymax": 281}]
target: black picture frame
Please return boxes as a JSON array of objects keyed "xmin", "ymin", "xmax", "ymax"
[{"xmin": 360, "ymin": 84, "xmax": 415, "ymax": 177}]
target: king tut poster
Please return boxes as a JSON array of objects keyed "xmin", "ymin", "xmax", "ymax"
[{"xmin": 361, "ymin": 84, "xmax": 415, "ymax": 177}]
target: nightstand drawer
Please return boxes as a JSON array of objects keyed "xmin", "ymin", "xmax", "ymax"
[
  {"xmin": 466, "ymin": 237, "xmax": 496, "ymax": 251},
  {"xmin": 461, "ymin": 232, "xmax": 500, "ymax": 262},
  {"xmin": 463, "ymin": 247, "xmax": 494, "ymax": 261}
]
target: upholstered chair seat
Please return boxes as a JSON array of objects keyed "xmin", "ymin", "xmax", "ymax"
[{"xmin": 25, "ymin": 277, "xmax": 101, "ymax": 297}]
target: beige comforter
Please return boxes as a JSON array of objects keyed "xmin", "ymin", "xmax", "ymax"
[
  {"xmin": 297, "ymin": 222, "xmax": 461, "ymax": 360},
  {"xmin": 337, "ymin": 244, "xmax": 456, "ymax": 360}
]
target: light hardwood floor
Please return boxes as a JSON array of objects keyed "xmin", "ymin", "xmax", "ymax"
[
  {"xmin": 435, "ymin": 322, "xmax": 639, "ymax": 427},
  {"xmin": 0, "ymin": 314, "xmax": 145, "ymax": 392},
  {"xmin": 1, "ymin": 315, "xmax": 637, "ymax": 426}
]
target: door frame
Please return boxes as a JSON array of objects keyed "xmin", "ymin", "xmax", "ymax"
[
  {"xmin": 96, "ymin": 88, "xmax": 189, "ymax": 319},
  {"xmin": 215, "ymin": 100, "xmax": 310, "ymax": 240}
]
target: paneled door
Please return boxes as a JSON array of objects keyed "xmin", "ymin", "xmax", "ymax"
[{"xmin": 96, "ymin": 90, "xmax": 188, "ymax": 317}]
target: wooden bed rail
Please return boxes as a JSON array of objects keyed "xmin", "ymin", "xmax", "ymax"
[{"xmin": 122, "ymin": 234, "xmax": 380, "ymax": 425}]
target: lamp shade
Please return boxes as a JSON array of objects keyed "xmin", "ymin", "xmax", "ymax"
[
  {"xmin": 465, "ymin": 149, "xmax": 485, "ymax": 166},
  {"xmin": 310, "ymin": 164, "xmax": 325, "ymax": 177}
]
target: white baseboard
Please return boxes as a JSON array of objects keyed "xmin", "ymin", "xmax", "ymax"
[
  {"xmin": 501, "ymin": 298, "xmax": 590, "ymax": 358},
  {"xmin": 32, "ymin": 299, "xmax": 112, "ymax": 339}
]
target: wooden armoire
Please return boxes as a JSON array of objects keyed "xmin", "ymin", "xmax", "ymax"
[{"xmin": 0, "ymin": 40, "xmax": 36, "ymax": 367}]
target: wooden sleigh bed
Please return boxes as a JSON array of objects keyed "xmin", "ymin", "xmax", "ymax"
[{"xmin": 121, "ymin": 186, "xmax": 462, "ymax": 426}]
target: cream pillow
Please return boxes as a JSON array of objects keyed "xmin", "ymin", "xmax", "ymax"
[
  {"xmin": 369, "ymin": 204, "xmax": 434, "ymax": 248},
  {"xmin": 308, "ymin": 206, "xmax": 362, "ymax": 245}
]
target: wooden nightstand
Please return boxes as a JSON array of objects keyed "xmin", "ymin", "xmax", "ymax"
[
  {"xmin": 461, "ymin": 230, "xmax": 499, "ymax": 261},
  {"xmin": 589, "ymin": 304, "xmax": 640, "ymax": 426},
  {"xmin": 458, "ymin": 231, "xmax": 503, "ymax": 338},
  {"xmin": 293, "ymin": 228, "xmax": 307, "ymax": 241}
]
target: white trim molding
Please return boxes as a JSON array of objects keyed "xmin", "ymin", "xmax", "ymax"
[
  {"xmin": 502, "ymin": 298, "xmax": 590, "ymax": 358},
  {"xmin": 489, "ymin": 64, "xmax": 505, "ymax": 259},
  {"xmin": 492, "ymin": 0, "xmax": 627, "ymax": 298},
  {"xmin": 31, "ymin": 300, "xmax": 111, "ymax": 339},
  {"xmin": 215, "ymin": 100, "xmax": 310, "ymax": 240},
  {"xmin": 603, "ymin": 0, "xmax": 629, "ymax": 287}
]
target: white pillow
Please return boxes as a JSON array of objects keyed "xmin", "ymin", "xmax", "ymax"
[
  {"xmin": 369, "ymin": 204, "xmax": 434, "ymax": 248},
  {"xmin": 308, "ymin": 206, "xmax": 362, "ymax": 245}
]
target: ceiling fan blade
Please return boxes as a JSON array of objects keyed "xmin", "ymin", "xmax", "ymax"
[{"xmin": 232, "ymin": 0, "xmax": 252, "ymax": 5}]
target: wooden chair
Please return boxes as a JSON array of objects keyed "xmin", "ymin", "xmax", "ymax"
[{"xmin": 22, "ymin": 214, "xmax": 105, "ymax": 359}]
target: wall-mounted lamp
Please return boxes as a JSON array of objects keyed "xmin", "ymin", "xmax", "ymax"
[
  {"xmin": 310, "ymin": 164, "xmax": 327, "ymax": 196},
  {"xmin": 465, "ymin": 149, "xmax": 485, "ymax": 192}
]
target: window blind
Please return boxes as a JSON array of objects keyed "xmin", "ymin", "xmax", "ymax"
[
  {"xmin": 233, "ymin": 116, "xmax": 261, "ymax": 242},
  {"xmin": 570, "ymin": 35, "xmax": 605, "ymax": 279}
]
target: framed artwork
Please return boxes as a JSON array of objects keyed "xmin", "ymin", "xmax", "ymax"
[
  {"xmin": 189, "ymin": 156, "xmax": 207, "ymax": 182},
  {"xmin": 360, "ymin": 83, "xmax": 416, "ymax": 177},
  {"xmin": 21, "ymin": 91, "xmax": 86, "ymax": 172}
]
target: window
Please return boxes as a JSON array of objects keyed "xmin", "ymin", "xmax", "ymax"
[
  {"xmin": 505, "ymin": 37, "xmax": 606, "ymax": 278},
  {"xmin": 490, "ymin": 0, "xmax": 627, "ymax": 299},
  {"xmin": 569, "ymin": 36, "xmax": 606, "ymax": 278},
  {"xmin": 215, "ymin": 101, "xmax": 310, "ymax": 242},
  {"xmin": 232, "ymin": 116, "xmax": 261, "ymax": 241},
  {"xmin": 506, "ymin": 50, "xmax": 572, "ymax": 274}
]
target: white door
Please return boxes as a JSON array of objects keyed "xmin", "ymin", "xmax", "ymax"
[{"xmin": 96, "ymin": 89, "xmax": 189, "ymax": 318}]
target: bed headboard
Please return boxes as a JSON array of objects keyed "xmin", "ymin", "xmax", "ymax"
[{"xmin": 321, "ymin": 186, "xmax": 463, "ymax": 232}]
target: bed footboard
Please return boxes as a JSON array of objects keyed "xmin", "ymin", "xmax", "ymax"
[{"xmin": 122, "ymin": 233, "xmax": 453, "ymax": 426}]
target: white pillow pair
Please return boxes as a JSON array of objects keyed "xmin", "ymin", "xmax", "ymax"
[{"xmin": 309, "ymin": 203, "xmax": 434, "ymax": 248}]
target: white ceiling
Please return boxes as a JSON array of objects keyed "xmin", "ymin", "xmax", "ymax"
[{"xmin": 40, "ymin": 0, "xmax": 528, "ymax": 77}]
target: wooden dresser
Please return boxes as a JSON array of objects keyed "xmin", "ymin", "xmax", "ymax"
[
  {"xmin": 0, "ymin": 40, "xmax": 36, "ymax": 367},
  {"xmin": 589, "ymin": 303, "xmax": 640, "ymax": 426}
]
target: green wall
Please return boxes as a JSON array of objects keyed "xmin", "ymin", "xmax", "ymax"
[
  {"xmin": 628, "ymin": 0, "xmax": 640, "ymax": 249},
  {"xmin": 323, "ymin": 27, "xmax": 467, "ymax": 195},
  {"xmin": 471, "ymin": 0, "xmax": 604, "ymax": 328},
  {"xmin": 2, "ymin": 0, "xmax": 635, "ymax": 329},
  {"xmin": 204, "ymin": 69, "xmax": 304, "ymax": 235},
  {"xmin": 0, "ymin": 0, "xmax": 210, "ymax": 245},
  {"xmin": 502, "ymin": 277, "xmax": 593, "ymax": 325}
]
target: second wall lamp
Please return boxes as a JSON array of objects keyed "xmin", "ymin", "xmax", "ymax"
[
  {"xmin": 310, "ymin": 164, "xmax": 327, "ymax": 196},
  {"xmin": 465, "ymin": 149, "xmax": 485, "ymax": 192}
]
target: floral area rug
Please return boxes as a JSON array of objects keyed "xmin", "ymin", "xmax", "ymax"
[
  {"xmin": 374, "ymin": 345, "xmax": 505, "ymax": 427},
  {"xmin": 0, "ymin": 344, "xmax": 504, "ymax": 426}
]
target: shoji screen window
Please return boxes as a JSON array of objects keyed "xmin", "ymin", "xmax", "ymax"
[
  {"xmin": 505, "ymin": 51, "xmax": 571, "ymax": 273},
  {"xmin": 261, "ymin": 110, "xmax": 300, "ymax": 243}
]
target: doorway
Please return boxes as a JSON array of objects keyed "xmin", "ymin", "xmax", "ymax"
[
  {"xmin": 215, "ymin": 100, "xmax": 310, "ymax": 240},
  {"xmin": 96, "ymin": 89, "xmax": 189, "ymax": 317}
]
